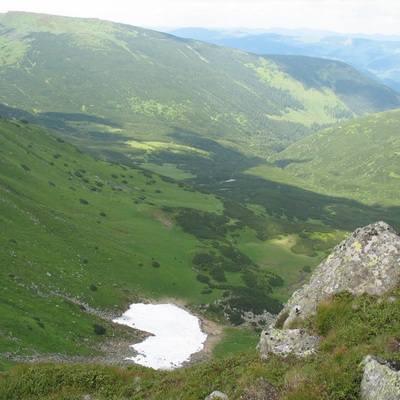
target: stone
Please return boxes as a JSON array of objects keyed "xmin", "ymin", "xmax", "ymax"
[
  {"xmin": 278, "ymin": 221, "xmax": 400, "ymax": 328},
  {"xmin": 204, "ymin": 391, "xmax": 228, "ymax": 400},
  {"xmin": 258, "ymin": 328, "xmax": 320, "ymax": 359},
  {"xmin": 360, "ymin": 355, "xmax": 400, "ymax": 400}
]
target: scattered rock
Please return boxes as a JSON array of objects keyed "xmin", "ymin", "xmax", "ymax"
[
  {"xmin": 205, "ymin": 390, "xmax": 229, "ymax": 399},
  {"xmin": 258, "ymin": 328, "xmax": 320, "ymax": 359},
  {"xmin": 240, "ymin": 310, "xmax": 276, "ymax": 328},
  {"xmin": 360, "ymin": 355, "xmax": 400, "ymax": 400},
  {"xmin": 278, "ymin": 221, "xmax": 400, "ymax": 328}
]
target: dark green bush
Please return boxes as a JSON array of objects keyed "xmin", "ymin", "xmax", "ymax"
[
  {"xmin": 302, "ymin": 265, "xmax": 312, "ymax": 273},
  {"xmin": 93, "ymin": 324, "xmax": 106, "ymax": 335},
  {"xmin": 196, "ymin": 274, "xmax": 210, "ymax": 284},
  {"xmin": 210, "ymin": 266, "xmax": 226, "ymax": 282},
  {"xmin": 242, "ymin": 272, "xmax": 257, "ymax": 288}
]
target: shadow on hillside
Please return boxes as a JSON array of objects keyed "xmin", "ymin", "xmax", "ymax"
[{"xmin": 161, "ymin": 129, "xmax": 400, "ymax": 232}]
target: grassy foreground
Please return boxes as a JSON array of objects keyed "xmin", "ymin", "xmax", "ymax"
[{"xmin": 2, "ymin": 283, "xmax": 400, "ymax": 399}]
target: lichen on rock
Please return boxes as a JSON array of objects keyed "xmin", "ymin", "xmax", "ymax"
[
  {"xmin": 360, "ymin": 355, "xmax": 400, "ymax": 400},
  {"xmin": 277, "ymin": 221, "xmax": 400, "ymax": 328},
  {"xmin": 258, "ymin": 328, "xmax": 320, "ymax": 359}
]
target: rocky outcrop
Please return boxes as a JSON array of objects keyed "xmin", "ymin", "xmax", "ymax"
[
  {"xmin": 360, "ymin": 355, "xmax": 400, "ymax": 400},
  {"xmin": 258, "ymin": 328, "xmax": 320, "ymax": 359},
  {"xmin": 278, "ymin": 221, "xmax": 400, "ymax": 328}
]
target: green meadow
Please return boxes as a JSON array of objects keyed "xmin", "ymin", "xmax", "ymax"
[{"xmin": 0, "ymin": 117, "xmax": 323, "ymax": 361}]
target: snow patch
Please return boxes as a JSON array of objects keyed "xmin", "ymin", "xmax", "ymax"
[{"xmin": 113, "ymin": 303, "xmax": 207, "ymax": 370}]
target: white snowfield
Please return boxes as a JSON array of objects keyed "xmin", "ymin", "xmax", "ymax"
[{"xmin": 113, "ymin": 303, "xmax": 207, "ymax": 370}]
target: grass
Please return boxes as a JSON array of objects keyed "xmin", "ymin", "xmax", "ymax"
[
  {"xmin": 1, "ymin": 117, "xmax": 329, "ymax": 361},
  {"xmin": 1, "ymin": 11, "xmax": 398, "ymax": 164},
  {"xmin": 272, "ymin": 109, "xmax": 400, "ymax": 207},
  {"xmin": 140, "ymin": 162, "xmax": 196, "ymax": 180},
  {"xmin": 4, "ymin": 114, "xmax": 398, "ymax": 363},
  {"xmin": 236, "ymin": 230, "xmax": 322, "ymax": 301},
  {"xmin": 0, "ymin": 118, "xmax": 230, "ymax": 357},
  {"xmin": 212, "ymin": 327, "xmax": 261, "ymax": 358},
  {"xmin": 247, "ymin": 58, "xmax": 350, "ymax": 126},
  {"xmin": 3, "ymin": 283, "xmax": 400, "ymax": 398}
]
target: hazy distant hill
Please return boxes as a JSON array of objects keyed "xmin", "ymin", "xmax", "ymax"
[
  {"xmin": 170, "ymin": 27, "xmax": 400, "ymax": 91},
  {"xmin": 0, "ymin": 11, "xmax": 399, "ymax": 159}
]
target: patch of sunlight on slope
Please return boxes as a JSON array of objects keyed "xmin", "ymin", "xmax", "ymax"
[
  {"xmin": 125, "ymin": 140, "xmax": 210, "ymax": 156},
  {"xmin": 245, "ymin": 58, "xmax": 353, "ymax": 126},
  {"xmin": 142, "ymin": 163, "xmax": 196, "ymax": 180},
  {"xmin": 0, "ymin": 37, "xmax": 28, "ymax": 66}
]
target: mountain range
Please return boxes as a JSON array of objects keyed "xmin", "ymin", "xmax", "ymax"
[
  {"xmin": 170, "ymin": 27, "xmax": 400, "ymax": 91},
  {"xmin": 1, "ymin": 11, "xmax": 400, "ymax": 396},
  {"xmin": 1, "ymin": 11, "xmax": 399, "ymax": 160}
]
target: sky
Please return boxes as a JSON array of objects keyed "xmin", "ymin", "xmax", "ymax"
[{"xmin": 0, "ymin": 0, "xmax": 399, "ymax": 36}]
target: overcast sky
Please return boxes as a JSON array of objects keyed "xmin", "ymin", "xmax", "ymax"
[{"xmin": 0, "ymin": 0, "xmax": 399, "ymax": 35}]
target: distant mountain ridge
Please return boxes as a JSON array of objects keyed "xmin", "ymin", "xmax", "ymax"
[{"xmin": 170, "ymin": 27, "xmax": 400, "ymax": 91}]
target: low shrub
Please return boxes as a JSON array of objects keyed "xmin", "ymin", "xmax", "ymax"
[{"xmin": 93, "ymin": 324, "xmax": 106, "ymax": 335}]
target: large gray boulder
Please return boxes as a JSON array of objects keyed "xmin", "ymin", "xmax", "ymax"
[
  {"xmin": 360, "ymin": 355, "xmax": 400, "ymax": 400},
  {"xmin": 258, "ymin": 328, "xmax": 320, "ymax": 359},
  {"xmin": 278, "ymin": 221, "xmax": 400, "ymax": 328}
]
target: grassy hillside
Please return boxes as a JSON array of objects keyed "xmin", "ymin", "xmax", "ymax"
[
  {"xmin": 2, "ymin": 117, "xmax": 343, "ymax": 363},
  {"xmin": 0, "ymin": 117, "xmax": 215, "ymax": 359},
  {"xmin": 1, "ymin": 12, "xmax": 399, "ymax": 253},
  {"xmin": 2, "ymin": 283, "xmax": 400, "ymax": 399},
  {"xmin": 3, "ymin": 115, "xmax": 400, "ymax": 363},
  {"xmin": 0, "ymin": 12, "xmax": 399, "ymax": 159},
  {"xmin": 3, "ymin": 12, "xmax": 400, "ymax": 392},
  {"xmin": 269, "ymin": 109, "xmax": 400, "ymax": 207}
]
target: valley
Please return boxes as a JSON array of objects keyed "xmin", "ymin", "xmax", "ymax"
[{"xmin": 1, "ymin": 10, "xmax": 400, "ymax": 399}]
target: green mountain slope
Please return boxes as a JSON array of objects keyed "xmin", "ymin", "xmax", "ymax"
[
  {"xmin": 270, "ymin": 109, "xmax": 400, "ymax": 206},
  {"xmin": 3, "ymin": 11, "xmax": 400, "ymax": 372},
  {"xmin": 0, "ymin": 117, "xmax": 214, "ymax": 358},
  {"xmin": 0, "ymin": 12, "xmax": 399, "ymax": 158},
  {"xmin": 3, "ymin": 117, "xmax": 331, "ymax": 361}
]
